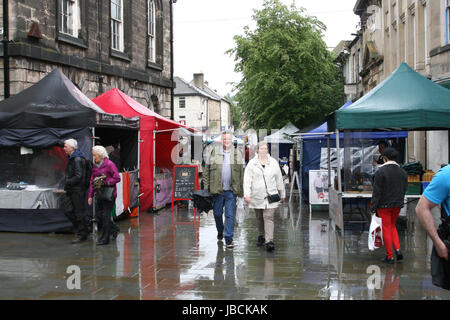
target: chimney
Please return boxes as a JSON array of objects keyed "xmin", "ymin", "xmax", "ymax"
[{"xmin": 193, "ymin": 73, "xmax": 204, "ymax": 88}]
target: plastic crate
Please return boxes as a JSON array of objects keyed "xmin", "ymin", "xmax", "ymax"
[
  {"xmin": 407, "ymin": 175, "xmax": 421, "ymax": 182},
  {"xmin": 421, "ymin": 181, "xmax": 430, "ymax": 193},
  {"xmin": 422, "ymin": 170, "xmax": 435, "ymax": 182},
  {"xmin": 406, "ymin": 182, "xmax": 421, "ymax": 195}
]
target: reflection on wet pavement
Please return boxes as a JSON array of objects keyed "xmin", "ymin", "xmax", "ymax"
[{"xmin": 0, "ymin": 200, "xmax": 449, "ymax": 300}]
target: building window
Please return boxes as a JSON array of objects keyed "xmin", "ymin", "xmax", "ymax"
[
  {"xmin": 60, "ymin": 0, "xmax": 80, "ymax": 38},
  {"xmin": 424, "ymin": 4, "xmax": 428, "ymax": 65},
  {"xmin": 148, "ymin": 0, "xmax": 156, "ymax": 63},
  {"xmin": 111, "ymin": 0, "xmax": 124, "ymax": 51},
  {"xmin": 179, "ymin": 97, "xmax": 186, "ymax": 108},
  {"xmin": 446, "ymin": 0, "xmax": 450, "ymax": 44}
]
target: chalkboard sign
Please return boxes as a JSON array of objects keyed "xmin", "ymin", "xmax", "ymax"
[{"xmin": 172, "ymin": 165, "xmax": 199, "ymax": 200}]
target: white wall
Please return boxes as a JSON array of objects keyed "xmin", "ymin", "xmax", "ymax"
[
  {"xmin": 174, "ymin": 96, "xmax": 208, "ymax": 130},
  {"xmin": 427, "ymin": 130, "xmax": 449, "ymax": 172}
]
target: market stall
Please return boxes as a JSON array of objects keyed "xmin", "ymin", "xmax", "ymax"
[
  {"xmin": 0, "ymin": 69, "xmax": 140, "ymax": 232},
  {"xmin": 292, "ymin": 101, "xmax": 407, "ymax": 207},
  {"xmin": 327, "ymin": 62, "xmax": 450, "ymax": 233},
  {"xmin": 92, "ymin": 88, "xmax": 195, "ymax": 212},
  {"xmin": 264, "ymin": 122, "xmax": 299, "ymax": 159}
]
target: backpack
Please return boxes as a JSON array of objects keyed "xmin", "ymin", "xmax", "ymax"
[{"xmin": 84, "ymin": 158, "xmax": 93, "ymax": 188}]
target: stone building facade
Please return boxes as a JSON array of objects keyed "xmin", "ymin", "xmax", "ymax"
[
  {"xmin": 348, "ymin": 0, "xmax": 450, "ymax": 170},
  {"xmin": 333, "ymin": 38, "xmax": 365, "ymax": 102},
  {"xmin": 0, "ymin": 0, "xmax": 175, "ymax": 118}
]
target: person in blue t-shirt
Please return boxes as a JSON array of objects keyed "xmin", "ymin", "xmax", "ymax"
[{"xmin": 416, "ymin": 165, "xmax": 450, "ymax": 260}]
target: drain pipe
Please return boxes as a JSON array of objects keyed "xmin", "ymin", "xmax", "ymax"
[
  {"xmin": 170, "ymin": 0, "xmax": 176, "ymax": 120},
  {"xmin": 2, "ymin": 0, "xmax": 9, "ymax": 99},
  {"xmin": 97, "ymin": 0, "xmax": 103, "ymax": 94},
  {"xmin": 169, "ymin": 0, "xmax": 175, "ymax": 120}
]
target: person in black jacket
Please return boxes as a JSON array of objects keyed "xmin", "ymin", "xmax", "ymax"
[
  {"xmin": 63, "ymin": 138, "xmax": 89, "ymax": 244},
  {"xmin": 370, "ymin": 147, "xmax": 408, "ymax": 264}
]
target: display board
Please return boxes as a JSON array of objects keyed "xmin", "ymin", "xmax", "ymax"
[
  {"xmin": 309, "ymin": 170, "xmax": 335, "ymax": 205},
  {"xmin": 172, "ymin": 165, "xmax": 199, "ymax": 201}
]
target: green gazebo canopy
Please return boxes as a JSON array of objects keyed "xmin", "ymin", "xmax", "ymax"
[{"xmin": 332, "ymin": 63, "xmax": 450, "ymax": 131}]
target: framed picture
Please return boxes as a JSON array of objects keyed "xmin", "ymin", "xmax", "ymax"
[{"xmin": 309, "ymin": 170, "xmax": 335, "ymax": 205}]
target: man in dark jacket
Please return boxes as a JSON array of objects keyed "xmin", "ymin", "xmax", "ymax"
[
  {"xmin": 370, "ymin": 147, "xmax": 408, "ymax": 264},
  {"xmin": 63, "ymin": 138, "xmax": 89, "ymax": 243}
]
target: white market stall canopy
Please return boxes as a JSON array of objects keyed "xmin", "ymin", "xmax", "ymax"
[{"xmin": 264, "ymin": 122, "xmax": 299, "ymax": 144}]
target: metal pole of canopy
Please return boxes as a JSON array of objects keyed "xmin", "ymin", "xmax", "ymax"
[
  {"xmin": 335, "ymin": 129, "xmax": 342, "ymax": 193},
  {"xmin": 335, "ymin": 129, "xmax": 344, "ymax": 234},
  {"xmin": 327, "ymin": 135, "xmax": 331, "ymax": 190},
  {"xmin": 153, "ymin": 130, "xmax": 156, "ymax": 211},
  {"xmin": 137, "ymin": 129, "xmax": 141, "ymax": 218}
]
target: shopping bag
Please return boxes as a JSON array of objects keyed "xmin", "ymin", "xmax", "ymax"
[
  {"xmin": 368, "ymin": 215, "xmax": 383, "ymax": 251},
  {"xmin": 431, "ymin": 245, "xmax": 450, "ymax": 290},
  {"xmin": 236, "ymin": 197, "xmax": 247, "ymax": 225}
]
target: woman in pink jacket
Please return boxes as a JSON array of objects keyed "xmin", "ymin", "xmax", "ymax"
[{"xmin": 88, "ymin": 145, "xmax": 121, "ymax": 245}]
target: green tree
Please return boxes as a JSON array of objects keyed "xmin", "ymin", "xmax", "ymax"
[
  {"xmin": 227, "ymin": 0, "xmax": 344, "ymax": 130},
  {"xmin": 224, "ymin": 94, "xmax": 243, "ymax": 130}
]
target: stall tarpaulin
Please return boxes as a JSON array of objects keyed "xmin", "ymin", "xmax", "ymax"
[
  {"xmin": 298, "ymin": 100, "xmax": 408, "ymax": 202},
  {"xmin": 264, "ymin": 122, "xmax": 299, "ymax": 158},
  {"xmin": 93, "ymin": 89, "xmax": 193, "ymax": 211},
  {"xmin": 114, "ymin": 171, "xmax": 139, "ymax": 217},
  {"xmin": 264, "ymin": 122, "xmax": 299, "ymax": 144},
  {"xmin": 0, "ymin": 69, "xmax": 104, "ymax": 129},
  {"xmin": 0, "ymin": 69, "xmax": 140, "ymax": 233},
  {"xmin": 330, "ymin": 63, "xmax": 450, "ymax": 131},
  {"xmin": 326, "ymin": 63, "xmax": 450, "ymax": 234}
]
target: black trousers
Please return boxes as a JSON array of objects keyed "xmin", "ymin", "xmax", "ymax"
[
  {"xmin": 95, "ymin": 198, "xmax": 119, "ymax": 242},
  {"xmin": 64, "ymin": 191, "xmax": 89, "ymax": 239}
]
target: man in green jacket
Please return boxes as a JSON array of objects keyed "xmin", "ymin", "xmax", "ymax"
[{"xmin": 203, "ymin": 131, "xmax": 244, "ymax": 248}]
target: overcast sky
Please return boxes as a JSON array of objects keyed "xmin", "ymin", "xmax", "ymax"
[{"xmin": 173, "ymin": 0, "xmax": 360, "ymax": 97}]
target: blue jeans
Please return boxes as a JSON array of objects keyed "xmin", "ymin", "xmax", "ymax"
[{"xmin": 213, "ymin": 190, "xmax": 236, "ymax": 242}]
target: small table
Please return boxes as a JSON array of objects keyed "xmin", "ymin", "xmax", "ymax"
[
  {"xmin": 341, "ymin": 192, "xmax": 373, "ymax": 223},
  {"xmin": 0, "ymin": 187, "xmax": 64, "ymax": 209},
  {"xmin": 341, "ymin": 192, "xmax": 422, "ymax": 229}
]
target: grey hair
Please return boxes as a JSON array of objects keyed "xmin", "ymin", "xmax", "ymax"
[
  {"xmin": 64, "ymin": 138, "xmax": 78, "ymax": 149},
  {"xmin": 92, "ymin": 145, "xmax": 109, "ymax": 159},
  {"xmin": 256, "ymin": 141, "xmax": 269, "ymax": 151}
]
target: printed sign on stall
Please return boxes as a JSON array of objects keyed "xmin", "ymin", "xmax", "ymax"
[{"xmin": 309, "ymin": 170, "xmax": 335, "ymax": 205}]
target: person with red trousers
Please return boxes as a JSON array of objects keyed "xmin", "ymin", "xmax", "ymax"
[{"xmin": 370, "ymin": 147, "xmax": 408, "ymax": 264}]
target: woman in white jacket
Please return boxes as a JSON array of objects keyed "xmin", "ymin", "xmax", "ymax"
[{"xmin": 244, "ymin": 142, "xmax": 286, "ymax": 252}]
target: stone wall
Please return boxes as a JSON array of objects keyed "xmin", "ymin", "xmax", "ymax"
[{"xmin": 0, "ymin": 0, "xmax": 174, "ymax": 116}]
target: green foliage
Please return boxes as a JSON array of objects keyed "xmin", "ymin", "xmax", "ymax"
[
  {"xmin": 224, "ymin": 94, "xmax": 243, "ymax": 130},
  {"xmin": 227, "ymin": 0, "xmax": 344, "ymax": 130}
]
